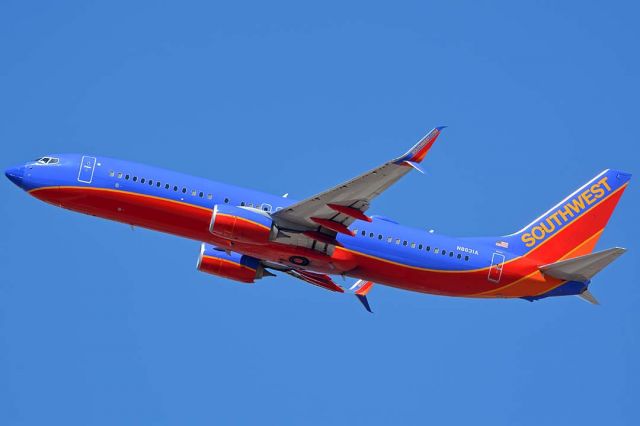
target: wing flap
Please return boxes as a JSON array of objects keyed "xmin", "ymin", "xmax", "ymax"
[{"xmin": 285, "ymin": 269, "xmax": 345, "ymax": 293}]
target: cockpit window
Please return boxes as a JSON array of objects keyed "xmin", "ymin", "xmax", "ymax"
[{"xmin": 34, "ymin": 156, "xmax": 59, "ymax": 165}]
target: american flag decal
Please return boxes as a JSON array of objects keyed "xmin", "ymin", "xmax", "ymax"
[{"xmin": 495, "ymin": 241, "xmax": 509, "ymax": 248}]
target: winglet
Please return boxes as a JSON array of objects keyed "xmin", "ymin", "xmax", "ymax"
[
  {"xmin": 403, "ymin": 161, "xmax": 424, "ymax": 174},
  {"xmin": 395, "ymin": 126, "xmax": 446, "ymax": 164},
  {"xmin": 350, "ymin": 280, "xmax": 375, "ymax": 313}
]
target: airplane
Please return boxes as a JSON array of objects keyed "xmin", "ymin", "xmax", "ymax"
[{"xmin": 4, "ymin": 127, "xmax": 632, "ymax": 312}]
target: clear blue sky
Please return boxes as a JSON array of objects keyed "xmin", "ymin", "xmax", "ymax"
[{"xmin": 1, "ymin": 1, "xmax": 639, "ymax": 424}]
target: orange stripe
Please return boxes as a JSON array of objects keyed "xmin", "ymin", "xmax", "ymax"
[{"xmin": 475, "ymin": 228, "xmax": 605, "ymax": 297}]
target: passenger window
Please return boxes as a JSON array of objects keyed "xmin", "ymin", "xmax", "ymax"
[
  {"xmin": 396, "ymin": 239, "xmax": 401, "ymax": 245},
  {"xmin": 353, "ymin": 229, "xmax": 358, "ymax": 235},
  {"xmin": 173, "ymin": 185, "xmax": 178, "ymax": 191},
  {"xmin": 434, "ymin": 248, "xmax": 439, "ymax": 253},
  {"xmin": 149, "ymin": 180, "xmax": 153, "ymax": 186},
  {"xmin": 361, "ymin": 230, "xmax": 366, "ymax": 236},
  {"xmin": 156, "ymin": 181, "xmax": 161, "ymax": 187},
  {"xmin": 240, "ymin": 201, "xmax": 245, "ymax": 206},
  {"xmin": 133, "ymin": 176, "xmax": 138, "ymax": 182},
  {"xmin": 418, "ymin": 244, "xmax": 423, "ymax": 250},
  {"xmin": 465, "ymin": 255, "xmax": 469, "ymax": 261},
  {"xmin": 224, "ymin": 198, "xmax": 229, "ymax": 203},
  {"xmin": 378, "ymin": 234, "xmax": 383, "ymax": 240},
  {"xmin": 182, "ymin": 187, "xmax": 187, "ymax": 194},
  {"xmin": 410, "ymin": 242, "xmax": 416, "ymax": 248},
  {"xmin": 125, "ymin": 174, "xmax": 130, "ymax": 180},
  {"xmin": 457, "ymin": 253, "xmax": 462, "ymax": 259},
  {"xmin": 387, "ymin": 237, "xmax": 393, "ymax": 243},
  {"xmin": 449, "ymin": 251, "xmax": 454, "ymax": 257},
  {"xmin": 117, "ymin": 172, "xmax": 123, "ymax": 179},
  {"xmin": 442, "ymin": 250, "xmax": 447, "ymax": 256},
  {"xmin": 426, "ymin": 246, "xmax": 431, "ymax": 252},
  {"xmin": 207, "ymin": 194, "xmax": 213, "ymax": 200},
  {"xmin": 262, "ymin": 204, "xmax": 271, "ymax": 212},
  {"xmin": 165, "ymin": 183, "xmax": 169, "ymax": 189},
  {"xmin": 199, "ymin": 192, "xmax": 204, "ymax": 198},
  {"xmin": 141, "ymin": 178, "xmax": 145, "ymax": 183},
  {"xmin": 369, "ymin": 232, "xmax": 374, "ymax": 238},
  {"xmin": 109, "ymin": 171, "xmax": 115, "ymax": 177},
  {"xmin": 403, "ymin": 241, "xmax": 408, "ymax": 246},
  {"xmin": 191, "ymin": 190, "xmax": 197, "ymax": 196}
]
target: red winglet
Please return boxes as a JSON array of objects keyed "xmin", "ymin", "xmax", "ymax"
[
  {"xmin": 327, "ymin": 204, "xmax": 372, "ymax": 222},
  {"xmin": 310, "ymin": 217, "xmax": 355, "ymax": 236}
]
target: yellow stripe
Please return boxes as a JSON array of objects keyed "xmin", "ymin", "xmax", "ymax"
[
  {"xmin": 31, "ymin": 186, "xmax": 273, "ymax": 233},
  {"xmin": 335, "ymin": 183, "xmax": 627, "ymax": 277},
  {"xmin": 31, "ymin": 183, "xmax": 627, "ymax": 285},
  {"xmin": 29, "ymin": 185, "xmax": 214, "ymax": 213},
  {"xmin": 336, "ymin": 246, "xmax": 490, "ymax": 273}
]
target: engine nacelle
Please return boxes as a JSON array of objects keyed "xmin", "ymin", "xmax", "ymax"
[
  {"xmin": 209, "ymin": 204, "xmax": 277, "ymax": 244},
  {"xmin": 197, "ymin": 243, "xmax": 268, "ymax": 283}
]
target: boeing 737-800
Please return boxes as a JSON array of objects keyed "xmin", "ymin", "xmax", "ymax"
[{"xmin": 4, "ymin": 127, "xmax": 631, "ymax": 311}]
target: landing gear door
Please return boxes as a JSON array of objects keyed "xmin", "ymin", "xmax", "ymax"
[
  {"xmin": 78, "ymin": 156, "xmax": 97, "ymax": 183},
  {"xmin": 488, "ymin": 252, "xmax": 506, "ymax": 283}
]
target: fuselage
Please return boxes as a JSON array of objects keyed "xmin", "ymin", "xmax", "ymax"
[{"xmin": 6, "ymin": 154, "xmax": 624, "ymax": 300}]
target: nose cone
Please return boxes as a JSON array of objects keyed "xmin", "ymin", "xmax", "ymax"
[{"xmin": 5, "ymin": 165, "xmax": 25, "ymax": 188}]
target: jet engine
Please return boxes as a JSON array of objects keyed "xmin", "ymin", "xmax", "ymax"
[
  {"xmin": 196, "ymin": 243, "xmax": 270, "ymax": 283},
  {"xmin": 209, "ymin": 204, "xmax": 278, "ymax": 244}
]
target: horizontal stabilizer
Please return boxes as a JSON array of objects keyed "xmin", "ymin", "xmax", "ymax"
[
  {"xmin": 540, "ymin": 247, "xmax": 626, "ymax": 282},
  {"xmin": 577, "ymin": 290, "xmax": 600, "ymax": 305}
]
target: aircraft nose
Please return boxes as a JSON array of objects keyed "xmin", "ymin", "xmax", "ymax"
[{"xmin": 5, "ymin": 164, "xmax": 25, "ymax": 188}]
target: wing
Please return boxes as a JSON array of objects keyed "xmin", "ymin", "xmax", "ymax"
[{"xmin": 272, "ymin": 126, "xmax": 445, "ymax": 246}]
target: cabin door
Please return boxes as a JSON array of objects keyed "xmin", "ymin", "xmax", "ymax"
[{"xmin": 78, "ymin": 156, "xmax": 97, "ymax": 183}]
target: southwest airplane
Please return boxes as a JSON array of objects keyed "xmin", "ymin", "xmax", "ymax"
[{"xmin": 4, "ymin": 127, "xmax": 632, "ymax": 312}]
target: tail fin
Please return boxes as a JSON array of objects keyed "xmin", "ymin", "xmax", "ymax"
[{"xmin": 507, "ymin": 169, "xmax": 631, "ymax": 263}]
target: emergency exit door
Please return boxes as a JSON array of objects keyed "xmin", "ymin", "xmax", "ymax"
[{"xmin": 488, "ymin": 252, "xmax": 505, "ymax": 283}]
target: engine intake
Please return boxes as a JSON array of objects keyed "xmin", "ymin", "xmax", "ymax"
[
  {"xmin": 196, "ymin": 243, "xmax": 268, "ymax": 283},
  {"xmin": 209, "ymin": 204, "xmax": 277, "ymax": 244}
]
